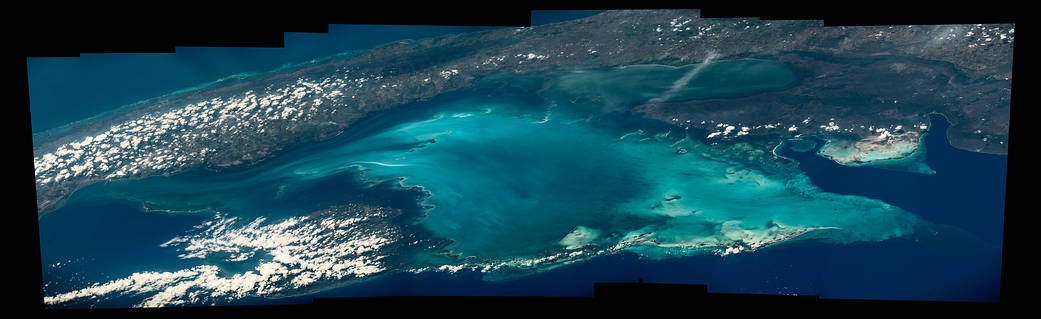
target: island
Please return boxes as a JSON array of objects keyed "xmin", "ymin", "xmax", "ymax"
[{"xmin": 32, "ymin": 10, "xmax": 1012, "ymax": 216}]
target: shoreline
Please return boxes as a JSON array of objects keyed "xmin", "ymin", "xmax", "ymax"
[{"xmin": 28, "ymin": 26, "xmax": 498, "ymax": 152}]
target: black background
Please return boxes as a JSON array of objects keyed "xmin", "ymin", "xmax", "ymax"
[{"xmin": 8, "ymin": 3, "xmax": 1025, "ymax": 315}]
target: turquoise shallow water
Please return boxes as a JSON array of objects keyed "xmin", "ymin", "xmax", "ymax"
[
  {"xmin": 37, "ymin": 58, "xmax": 1002, "ymax": 307},
  {"xmin": 813, "ymin": 132, "xmax": 936, "ymax": 175},
  {"xmin": 66, "ymin": 60, "xmax": 911, "ymax": 260},
  {"xmin": 493, "ymin": 58, "xmax": 797, "ymax": 114},
  {"xmin": 27, "ymin": 24, "xmax": 505, "ymax": 135},
  {"xmin": 313, "ymin": 77, "xmax": 917, "ymax": 262}
]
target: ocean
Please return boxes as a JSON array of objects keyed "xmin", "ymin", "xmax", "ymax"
[
  {"xmin": 27, "ymin": 24, "xmax": 505, "ymax": 135},
  {"xmin": 32, "ymin": 12, "xmax": 1007, "ymax": 308},
  {"xmin": 28, "ymin": 11, "xmax": 606, "ymax": 135}
]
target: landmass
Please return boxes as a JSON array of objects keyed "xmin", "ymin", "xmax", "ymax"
[
  {"xmin": 816, "ymin": 125, "xmax": 936, "ymax": 174},
  {"xmin": 32, "ymin": 10, "xmax": 1013, "ymax": 215}
]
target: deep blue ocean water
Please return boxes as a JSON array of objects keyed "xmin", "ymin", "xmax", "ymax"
[
  {"xmin": 29, "ymin": 10, "xmax": 606, "ymax": 134},
  {"xmin": 36, "ymin": 80, "xmax": 1006, "ymax": 306},
  {"xmin": 32, "ymin": 12, "xmax": 1007, "ymax": 307},
  {"xmin": 291, "ymin": 114, "xmax": 1005, "ymax": 303},
  {"xmin": 531, "ymin": 10, "xmax": 605, "ymax": 26},
  {"xmin": 39, "ymin": 199, "xmax": 210, "ymax": 294},
  {"xmin": 27, "ymin": 25, "xmax": 504, "ymax": 134},
  {"xmin": 780, "ymin": 114, "xmax": 1007, "ymax": 246}
]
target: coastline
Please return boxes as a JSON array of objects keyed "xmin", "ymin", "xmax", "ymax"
[
  {"xmin": 31, "ymin": 49, "xmax": 369, "ymax": 152},
  {"xmin": 32, "ymin": 10, "xmax": 1011, "ymax": 307}
]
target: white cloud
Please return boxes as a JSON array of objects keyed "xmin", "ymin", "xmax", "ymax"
[{"xmin": 45, "ymin": 204, "xmax": 400, "ymax": 308}]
